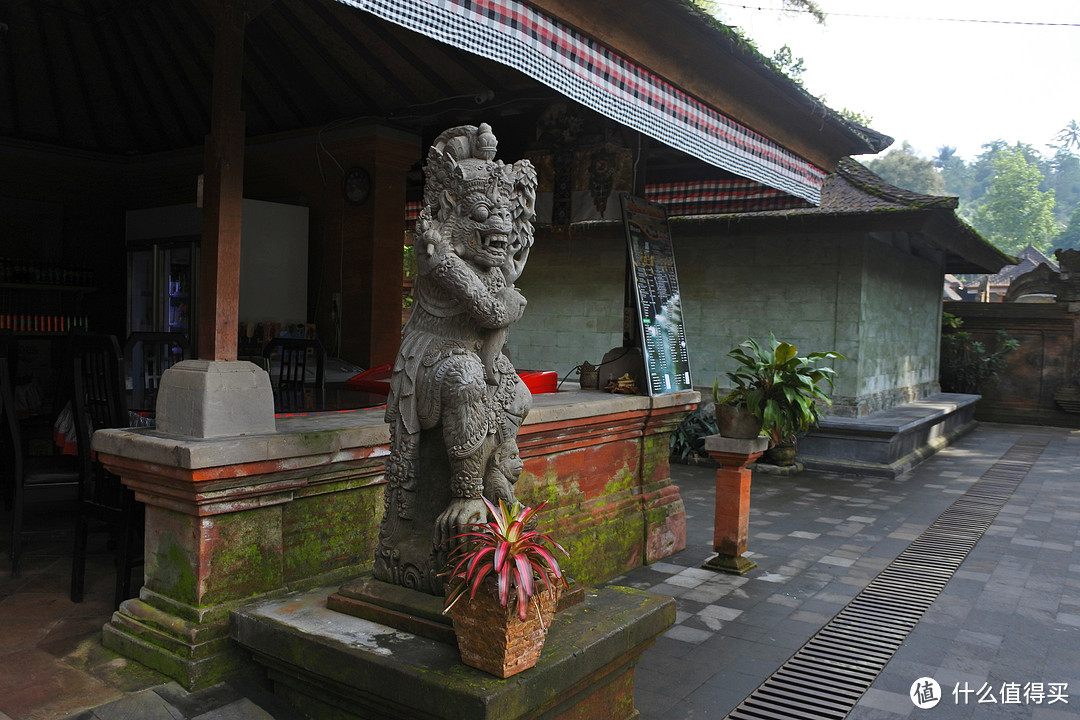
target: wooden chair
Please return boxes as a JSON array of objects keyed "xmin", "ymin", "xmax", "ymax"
[
  {"xmin": 2, "ymin": 334, "xmax": 80, "ymax": 577},
  {"xmin": 262, "ymin": 337, "xmax": 326, "ymax": 411},
  {"xmin": 67, "ymin": 332, "xmax": 142, "ymax": 608},
  {"xmin": 123, "ymin": 331, "xmax": 190, "ymax": 411}
]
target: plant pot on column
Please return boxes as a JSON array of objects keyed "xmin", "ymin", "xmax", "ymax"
[
  {"xmin": 714, "ymin": 394, "xmax": 764, "ymax": 440},
  {"xmin": 719, "ymin": 334, "xmax": 844, "ymax": 466},
  {"xmin": 443, "ymin": 498, "xmax": 569, "ymax": 678}
]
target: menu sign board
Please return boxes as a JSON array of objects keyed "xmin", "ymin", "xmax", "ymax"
[{"xmin": 620, "ymin": 193, "xmax": 693, "ymax": 395}]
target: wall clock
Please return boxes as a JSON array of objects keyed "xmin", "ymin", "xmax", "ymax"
[{"xmin": 343, "ymin": 167, "xmax": 371, "ymax": 205}]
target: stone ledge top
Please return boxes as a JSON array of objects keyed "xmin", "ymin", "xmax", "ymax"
[
  {"xmin": 527, "ymin": 385, "xmax": 699, "ymax": 424},
  {"xmin": 93, "ymin": 387, "xmax": 699, "ymax": 470},
  {"xmin": 816, "ymin": 393, "xmax": 980, "ymax": 435},
  {"xmin": 703, "ymin": 434, "xmax": 769, "ymax": 455}
]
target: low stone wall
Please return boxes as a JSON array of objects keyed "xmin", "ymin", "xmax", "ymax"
[
  {"xmin": 943, "ymin": 301, "xmax": 1080, "ymax": 427},
  {"xmin": 92, "ymin": 387, "xmax": 696, "ymax": 688},
  {"xmin": 799, "ymin": 393, "xmax": 979, "ymax": 477}
]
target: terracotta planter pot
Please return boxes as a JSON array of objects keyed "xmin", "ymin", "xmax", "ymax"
[
  {"xmin": 448, "ymin": 580, "xmax": 560, "ymax": 678},
  {"xmin": 717, "ymin": 404, "xmax": 764, "ymax": 439}
]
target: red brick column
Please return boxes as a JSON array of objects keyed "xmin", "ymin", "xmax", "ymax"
[{"xmin": 702, "ymin": 435, "xmax": 768, "ymax": 575}]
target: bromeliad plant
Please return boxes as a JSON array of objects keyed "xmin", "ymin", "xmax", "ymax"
[
  {"xmin": 723, "ymin": 334, "xmax": 844, "ymax": 447},
  {"xmin": 443, "ymin": 498, "xmax": 569, "ymax": 621}
]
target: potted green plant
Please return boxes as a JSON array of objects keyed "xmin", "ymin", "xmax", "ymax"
[
  {"xmin": 720, "ymin": 334, "xmax": 844, "ymax": 464},
  {"xmin": 712, "ymin": 378, "xmax": 764, "ymax": 440},
  {"xmin": 442, "ymin": 498, "xmax": 569, "ymax": 678}
]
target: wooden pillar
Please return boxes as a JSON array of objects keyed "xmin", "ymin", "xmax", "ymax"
[
  {"xmin": 198, "ymin": 1, "xmax": 256, "ymax": 360},
  {"xmin": 368, "ymin": 138, "xmax": 417, "ymax": 368},
  {"xmin": 333, "ymin": 128, "xmax": 418, "ymax": 368},
  {"xmin": 702, "ymin": 434, "xmax": 768, "ymax": 575}
]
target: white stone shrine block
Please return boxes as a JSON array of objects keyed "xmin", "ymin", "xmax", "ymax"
[{"xmin": 156, "ymin": 360, "xmax": 275, "ymax": 438}]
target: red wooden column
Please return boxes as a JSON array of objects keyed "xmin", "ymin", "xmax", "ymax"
[
  {"xmin": 702, "ymin": 435, "xmax": 769, "ymax": 575},
  {"xmin": 198, "ymin": 1, "xmax": 269, "ymax": 360}
]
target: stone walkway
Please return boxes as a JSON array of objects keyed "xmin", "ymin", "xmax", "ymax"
[
  {"xmin": 618, "ymin": 422, "xmax": 1080, "ymax": 720},
  {"xmin": 2, "ymin": 422, "xmax": 1077, "ymax": 719}
]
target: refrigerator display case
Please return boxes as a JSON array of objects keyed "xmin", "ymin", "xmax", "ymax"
[
  {"xmin": 126, "ymin": 203, "xmax": 203, "ymax": 356},
  {"xmin": 125, "ymin": 198, "xmax": 310, "ymax": 364},
  {"xmin": 127, "ymin": 238, "xmax": 199, "ymax": 351}
]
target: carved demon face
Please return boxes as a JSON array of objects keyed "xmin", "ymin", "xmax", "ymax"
[{"xmin": 444, "ymin": 160, "xmax": 514, "ymax": 269}]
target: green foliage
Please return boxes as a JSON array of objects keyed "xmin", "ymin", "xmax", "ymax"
[
  {"xmin": 403, "ymin": 242, "xmax": 417, "ymax": 310},
  {"xmin": 1057, "ymin": 203, "xmax": 1080, "ymax": 252},
  {"xmin": 770, "ymin": 45, "xmax": 806, "ymax": 82},
  {"xmin": 970, "ymin": 145, "xmax": 1059, "ymax": 255},
  {"xmin": 722, "ymin": 335, "xmax": 844, "ymax": 446},
  {"xmin": 403, "ymin": 243, "xmax": 417, "ymax": 280},
  {"xmin": 670, "ymin": 406, "xmax": 718, "ymax": 460},
  {"xmin": 837, "ymin": 107, "xmax": 873, "ymax": 127},
  {"xmin": 1048, "ymin": 150, "xmax": 1080, "ymax": 226},
  {"xmin": 939, "ymin": 316, "xmax": 1019, "ymax": 395},
  {"xmin": 1053, "ymin": 120, "xmax": 1080, "ymax": 154},
  {"xmin": 864, "ymin": 142, "xmax": 945, "ymax": 195},
  {"xmin": 936, "ymin": 145, "xmax": 973, "ymax": 203},
  {"xmin": 942, "ymin": 131, "xmax": 1077, "ymax": 233},
  {"xmin": 443, "ymin": 499, "xmax": 568, "ymax": 621}
]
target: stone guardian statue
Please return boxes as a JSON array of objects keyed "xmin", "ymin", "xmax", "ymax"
[{"xmin": 373, "ymin": 123, "xmax": 538, "ymax": 594}]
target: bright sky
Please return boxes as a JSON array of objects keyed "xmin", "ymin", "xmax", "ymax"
[{"xmin": 712, "ymin": 0, "xmax": 1080, "ymax": 163}]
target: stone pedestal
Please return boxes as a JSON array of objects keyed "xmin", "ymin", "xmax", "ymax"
[
  {"xmin": 92, "ymin": 388, "xmax": 694, "ymax": 689},
  {"xmin": 231, "ymin": 584, "xmax": 675, "ymax": 720},
  {"xmin": 702, "ymin": 434, "xmax": 768, "ymax": 575},
  {"xmin": 155, "ymin": 360, "xmax": 275, "ymax": 438},
  {"xmin": 94, "ymin": 412, "xmax": 391, "ymax": 689}
]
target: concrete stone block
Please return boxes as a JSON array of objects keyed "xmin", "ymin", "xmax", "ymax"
[
  {"xmin": 232, "ymin": 585, "xmax": 675, "ymax": 720},
  {"xmin": 155, "ymin": 360, "xmax": 275, "ymax": 439},
  {"xmin": 703, "ymin": 435, "xmax": 769, "ymax": 455}
]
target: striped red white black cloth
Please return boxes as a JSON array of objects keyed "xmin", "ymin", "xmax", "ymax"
[
  {"xmin": 336, "ymin": 0, "xmax": 827, "ymax": 205},
  {"xmin": 646, "ymin": 180, "xmax": 813, "ymax": 215}
]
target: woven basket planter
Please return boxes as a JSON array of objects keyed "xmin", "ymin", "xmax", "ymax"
[{"xmin": 448, "ymin": 580, "xmax": 560, "ymax": 678}]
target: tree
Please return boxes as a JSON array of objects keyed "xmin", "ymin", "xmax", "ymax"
[
  {"xmin": 937, "ymin": 145, "xmax": 973, "ymax": 203},
  {"xmin": 1053, "ymin": 120, "xmax": 1080, "ymax": 154},
  {"xmin": 1047, "ymin": 150, "xmax": 1080, "ymax": 225},
  {"xmin": 837, "ymin": 107, "xmax": 873, "ymax": 126},
  {"xmin": 864, "ymin": 142, "xmax": 945, "ymax": 195},
  {"xmin": 1057, "ymin": 203, "xmax": 1080, "ymax": 252},
  {"xmin": 770, "ymin": 45, "xmax": 805, "ymax": 82},
  {"xmin": 970, "ymin": 145, "xmax": 1058, "ymax": 255}
]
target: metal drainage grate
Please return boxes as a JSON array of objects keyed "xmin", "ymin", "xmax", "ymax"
[{"xmin": 725, "ymin": 437, "xmax": 1049, "ymax": 720}]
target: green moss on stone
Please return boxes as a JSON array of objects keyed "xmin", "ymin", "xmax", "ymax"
[
  {"xmin": 149, "ymin": 534, "xmax": 200, "ymax": 606},
  {"xmin": 202, "ymin": 510, "xmax": 283, "ymax": 606}
]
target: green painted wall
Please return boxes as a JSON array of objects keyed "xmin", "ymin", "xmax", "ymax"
[
  {"xmin": 512, "ymin": 232, "xmax": 625, "ymax": 379},
  {"xmin": 511, "ymin": 228, "xmax": 944, "ymax": 417},
  {"xmin": 855, "ymin": 232, "xmax": 944, "ymax": 413}
]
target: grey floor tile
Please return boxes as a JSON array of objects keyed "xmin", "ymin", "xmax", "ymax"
[
  {"xmin": 87, "ymin": 691, "xmax": 181, "ymax": 720},
  {"xmin": 191, "ymin": 699, "xmax": 277, "ymax": 720}
]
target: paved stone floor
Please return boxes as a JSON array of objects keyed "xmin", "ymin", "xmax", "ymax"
[
  {"xmin": 1, "ymin": 422, "xmax": 1077, "ymax": 719},
  {"xmin": 618, "ymin": 422, "xmax": 1080, "ymax": 720}
]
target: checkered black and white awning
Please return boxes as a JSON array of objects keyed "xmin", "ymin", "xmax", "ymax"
[{"xmin": 337, "ymin": 0, "xmax": 827, "ymax": 204}]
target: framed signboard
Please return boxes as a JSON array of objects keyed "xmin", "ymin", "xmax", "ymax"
[{"xmin": 620, "ymin": 193, "xmax": 693, "ymax": 395}]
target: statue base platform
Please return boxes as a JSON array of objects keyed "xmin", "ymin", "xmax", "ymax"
[
  {"xmin": 327, "ymin": 575, "xmax": 457, "ymax": 644},
  {"xmin": 231, "ymin": 584, "xmax": 675, "ymax": 720},
  {"xmin": 326, "ymin": 574, "xmax": 588, "ymax": 645}
]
